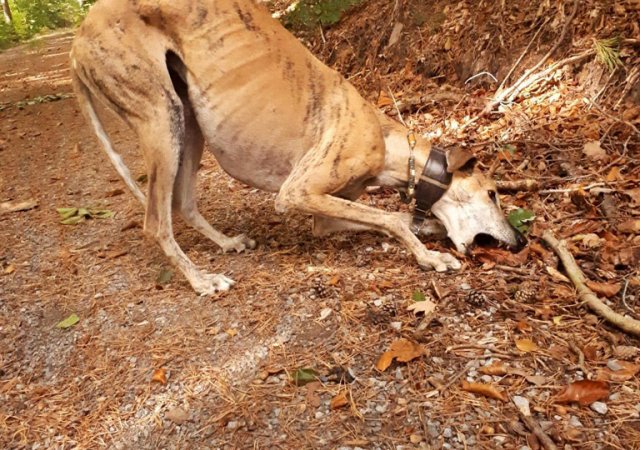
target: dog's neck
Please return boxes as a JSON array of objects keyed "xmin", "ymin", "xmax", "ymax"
[{"xmin": 375, "ymin": 113, "xmax": 432, "ymax": 189}]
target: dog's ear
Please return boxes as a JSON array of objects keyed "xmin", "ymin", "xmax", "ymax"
[{"xmin": 446, "ymin": 147, "xmax": 476, "ymax": 173}]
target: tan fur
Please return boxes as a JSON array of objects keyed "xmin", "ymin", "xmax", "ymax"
[{"xmin": 70, "ymin": 0, "xmax": 516, "ymax": 294}]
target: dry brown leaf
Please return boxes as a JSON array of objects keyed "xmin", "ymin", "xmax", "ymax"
[
  {"xmin": 407, "ymin": 298, "xmax": 436, "ymax": 315},
  {"xmin": 605, "ymin": 166, "xmax": 623, "ymax": 182},
  {"xmin": 613, "ymin": 346, "xmax": 639, "ymax": 359},
  {"xmin": 582, "ymin": 140, "xmax": 608, "ymax": 161},
  {"xmin": 585, "ymin": 280, "xmax": 621, "ymax": 298},
  {"xmin": 515, "ymin": 339, "xmax": 539, "ymax": 353},
  {"xmin": 618, "ymin": 219, "xmax": 640, "ymax": 234},
  {"xmin": 479, "ymin": 362, "xmax": 509, "ymax": 376},
  {"xmin": 554, "ymin": 380, "xmax": 609, "ymax": 405},
  {"xmin": 461, "ymin": 380, "xmax": 508, "ymax": 402},
  {"xmin": 0, "ymin": 199, "xmax": 38, "ymax": 215},
  {"xmin": 595, "ymin": 361, "xmax": 640, "ymax": 382},
  {"xmin": 626, "ymin": 188, "xmax": 640, "ymax": 205},
  {"xmin": 375, "ymin": 338, "xmax": 425, "ymax": 371},
  {"xmin": 471, "ymin": 247, "xmax": 529, "ymax": 267},
  {"xmin": 3, "ymin": 264, "xmax": 15, "ymax": 275},
  {"xmin": 516, "ymin": 320, "xmax": 533, "ymax": 332},
  {"xmin": 377, "ymin": 90, "xmax": 393, "ymax": 107},
  {"xmin": 151, "ymin": 368, "xmax": 167, "ymax": 385},
  {"xmin": 546, "ymin": 265, "xmax": 570, "ymax": 283},
  {"xmin": 330, "ymin": 391, "xmax": 349, "ymax": 410}
]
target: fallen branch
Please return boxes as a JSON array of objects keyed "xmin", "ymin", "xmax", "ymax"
[
  {"xmin": 496, "ymin": 179, "xmax": 541, "ymax": 192},
  {"xmin": 542, "ymin": 230, "xmax": 640, "ymax": 336},
  {"xmin": 515, "ymin": 406, "xmax": 558, "ymax": 450}
]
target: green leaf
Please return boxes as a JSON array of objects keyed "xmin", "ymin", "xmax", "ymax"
[
  {"xmin": 502, "ymin": 144, "xmax": 517, "ymax": 155},
  {"xmin": 291, "ymin": 367, "xmax": 320, "ymax": 386},
  {"xmin": 57, "ymin": 207, "xmax": 78, "ymax": 220},
  {"xmin": 508, "ymin": 208, "xmax": 535, "ymax": 233},
  {"xmin": 89, "ymin": 209, "xmax": 114, "ymax": 219},
  {"xmin": 56, "ymin": 313, "xmax": 79, "ymax": 329},
  {"xmin": 60, "ymin": 215, "xmax": 85, "ymax": 225},
  {"xmin": 412, "ymin": 290, "xmax": 426, "ymax": 302},
  {"xmin": 156, "ymin": 268, "xmax": 174, "ymax": 285}
]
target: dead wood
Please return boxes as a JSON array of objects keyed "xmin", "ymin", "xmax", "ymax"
[
  {"xmin": 514, "ymin": 404, "xmax": 558, "ymax": 450},
  {"xmin": 496, "ymin": 179, "xmax": 541, "ymax": 192},
  {"xmin": 542, "ymin": 230, "xmax": 640, "ymax": 337}
]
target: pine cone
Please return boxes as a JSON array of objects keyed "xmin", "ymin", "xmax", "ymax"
[
  {"xmin": 466, "ymin": 290, "xmax": 487, "ymax": 307},
  {"xmin": 366, "ymin": 303, "xmax": 396, "ymax": 324},
  {"xmin": 312, "ymin": 279, "xmax": 329, "ymax": 298},
  {"xmin": 514, "ymin": 287, "xmax": 536, "ymax": 303}
]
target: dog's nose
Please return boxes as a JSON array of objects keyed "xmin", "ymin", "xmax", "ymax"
[{"xmin": 513, "ymin": 227, "xmax": 527, "ymax": 251}]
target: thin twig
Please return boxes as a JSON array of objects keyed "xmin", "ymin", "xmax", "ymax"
[
  {"xmin": 481, "ymin": 0, "xmax": 580, "ymax": 115},
  {"xmin": 497, "ymin": 19, "xmax": 548, "ymax": 92},
  {"xmin": 514, "ymin": 403, "xmax": 558, "ymax": 450},
  {"xmin": 542, "ymin": 230, "xmax": 640, "ymax": 336},
  {"xmin": 496, "ymin": 179, "xmax": 541, "ymax": 192}
]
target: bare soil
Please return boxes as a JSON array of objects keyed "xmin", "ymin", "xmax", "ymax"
[{"xmin": 1, "ymin": 4, "xmax": 640, "ymax": 449}]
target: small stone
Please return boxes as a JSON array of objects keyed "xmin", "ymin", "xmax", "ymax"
[
  {"xmin": 390, "ymin": 321, "xmax": 402, "ymax": 331},
  {"xmin": 409, "ymin": 434, "xmax": 423, "ymax": 444},
  {"xmin": 226, "ymin": 420, "xmax": 238, "ymax": 430},
  {"xmin": 569, "ymin": 416, "xmax": 583, "ymax": 428},
  {"xmin": 165, "ymin": 407, "xmax": 189, "ymax": 424},
  {"xmin": 315, "ymin": 411, "xmax": 324, "ymax": 419},
  {"xmin": 607, "ymin": 360, "xmax": 623, "ymax": 371},
  {"xmin": 443, "ymin": 427, "xmax": 453, "ymax": 438},
  {"xmin": 460, "ymin": 283, "xmax": 471, "ymax": 290},
  {"xmin": 591, "ymin": 402, "xmax": 608, "ymax": 415},
  {"xmin": 319, "ymin": 308, "xmax": 332, "ymax": 320}
]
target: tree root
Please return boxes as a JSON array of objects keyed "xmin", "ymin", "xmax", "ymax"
[{"xmin": 542, "ymin": 230, "xmax": 640, "ymax": 336}]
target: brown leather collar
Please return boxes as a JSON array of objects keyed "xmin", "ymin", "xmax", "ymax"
[{"xmin": 411, "ymin": 147, "xmax": 452, "ymax": 234}]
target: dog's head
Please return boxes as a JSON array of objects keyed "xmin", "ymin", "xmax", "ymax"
[{"xmin": 431, "ymin": 148, "xmax": 525, "ymax": 253}]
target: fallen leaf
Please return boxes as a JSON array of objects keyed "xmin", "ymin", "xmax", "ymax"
[
  {"xmin": 305, "ymin": 381, "xmax": 322, "ymax": 408},
  {"xmin": 479, "ymin": 362, "xmax": 509, "ymax": 376},
  {"xmin": 165, "ymin": 407, "xmax": 189, "ymax": 424},
  {"xmin": 327, "ymin": 275, "xmax": 341, "ymax": 286},
  {"xmin": 626, "ymin": 188, "xmax": 640, "ymax": 205},
  {"xmin": 56, "ymin": 313, "xmax": 79, "ymax": 329},
  {"xmin": 156, "ymin": 268, "xmax": 173, "ymax": 285},
  {"xmin": 151, "ymin": 368, "xmax": 167, "ymax": 384},
  {"xmin": 613, "ymin": 346, "xmax": 639, "ymax": 359},
  {"xmin": 291, "ymin": 368, "xmax": 319, "ymax": 386},
  {"xmin": 515, "ymin": 339, "xmax": 539, "ymax": 353},
  {"xmin": 375, "ymin": 339, "xmax": 424, "ymax": 371},
  {"xmin": 330, "ymin": 391, "xmax": 349, "ymax": 410},
  {"xmin": 571, "ymin": 233, "xmax": 603, "ymax": 248},
  {"xmin": 586, "ymin": 281, "xmax": 621, "ymax": 298},
  {"xmin": 461, "ymin": 380, "xmax": 508, "ymax": 402},
  {"xmin": 582, "ymin": 140, "xmax": 608, "ymax": 161},
  {"xmin": 376, "ymin": 90, "xmax": 393, "ymax": 107},
  {"xmin": 407, "ymin": 298, "xmax": 436, "ymax": 315},
  {"xmin": 225, "ymin": 328, "xmax": 238, "ymax": 337},
  {"xmin": 0, "ymin": 199, "xmax": 38, "ymax": 215},
  {"xmin": 471, "ymin": 246, "xmax": 529, "ymax": 267},
  {"xmin": 618, "ymin": 219, "xmax": 640, "ymax": 234},
  {"xmin": 605, "ymin": 166, "xmax": 623, "ymax": 182},
  {"xmin": 554, "ymin": 380, "xmax": 609, "ymax": 405},
  {"xmin": 595, "ymin": 361, "xmax": 640, "ymax": 382},
  {"xmin": 546, "ymin": 266, "xmax": 570, "ymax": 283},
  {"xmin": 508, "ymin": 208, "xmax": 535, "ymax": 233},
  {"xmin": 3, "ymin": 264, "xmax": 15, "ymax": 275},
  {"xmin": 412, "ymin": 290, "xmax": 426, "ymax": 302},
  {"xmin": 516, "ymin": 320, "xmax": 533, "ymax": 332}
]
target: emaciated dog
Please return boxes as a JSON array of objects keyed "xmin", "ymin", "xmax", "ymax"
[{"xmin": 70, "ymin": 0, "xmax": 523, "ymax": 294}]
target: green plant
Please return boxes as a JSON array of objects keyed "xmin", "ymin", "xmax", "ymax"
[
  {"xmin": 594, "ymin": 36, "xmax": 623, "ymax": 72},
  {"xmin": 283, "ymin": 0, "xmax": 361, "ymax": 29}
]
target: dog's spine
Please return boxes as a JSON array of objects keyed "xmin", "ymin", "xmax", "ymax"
[{"xmin": 71, "ymin": 67, "xmax": 147, "ymax": 206}]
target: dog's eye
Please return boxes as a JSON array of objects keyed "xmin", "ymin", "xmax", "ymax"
[{"xmin": 488, "ymin": 190, "xmax": 498, "ymax": 203}]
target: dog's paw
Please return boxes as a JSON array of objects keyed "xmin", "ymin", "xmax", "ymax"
[
  {"xmin": 221, "ymin": 234, "xmax": 256, "ymax": 253},
  {"xmin": 193, "ymin": 273, "xmax": 235, "ymax": 295},
  {"xmin": 418, "ymin": 251, "xmax": 461, "ymax": 272}
]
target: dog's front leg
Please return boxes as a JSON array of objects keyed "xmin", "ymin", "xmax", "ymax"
[
  {"xmin": 313, "ymin": 214, "xmax": 447, "ymax": 239},
  {"xmin": 278, "ymin": 190, "xmax": 460, "ymax": 272}
]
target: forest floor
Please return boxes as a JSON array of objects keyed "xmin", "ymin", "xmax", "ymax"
[{"xmin": 1, "ymin": 1, "xmax": 640, "ymax": 449}]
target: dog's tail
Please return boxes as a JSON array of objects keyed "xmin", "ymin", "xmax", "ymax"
[{"xmin": 71, "ymin": 63, "xmax": 147, "ymax": 206}]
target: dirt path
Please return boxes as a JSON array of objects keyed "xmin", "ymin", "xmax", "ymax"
[{"xmin": 1, "ymin": 31, "xmax": 639, "ymax": 450}]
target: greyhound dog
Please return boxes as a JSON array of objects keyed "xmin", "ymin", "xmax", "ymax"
[{"xmin": 70, "ymin": 0, "xmax": 522, "ymax": 295}]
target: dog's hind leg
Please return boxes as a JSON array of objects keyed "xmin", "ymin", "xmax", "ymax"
[
  {"xmin": 168, "ymin": 69, "xmax": 256, "ymax": 254},
  {"xmin": 134, "ymin": 92, "xmax": 235, "ymax": 295}
]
